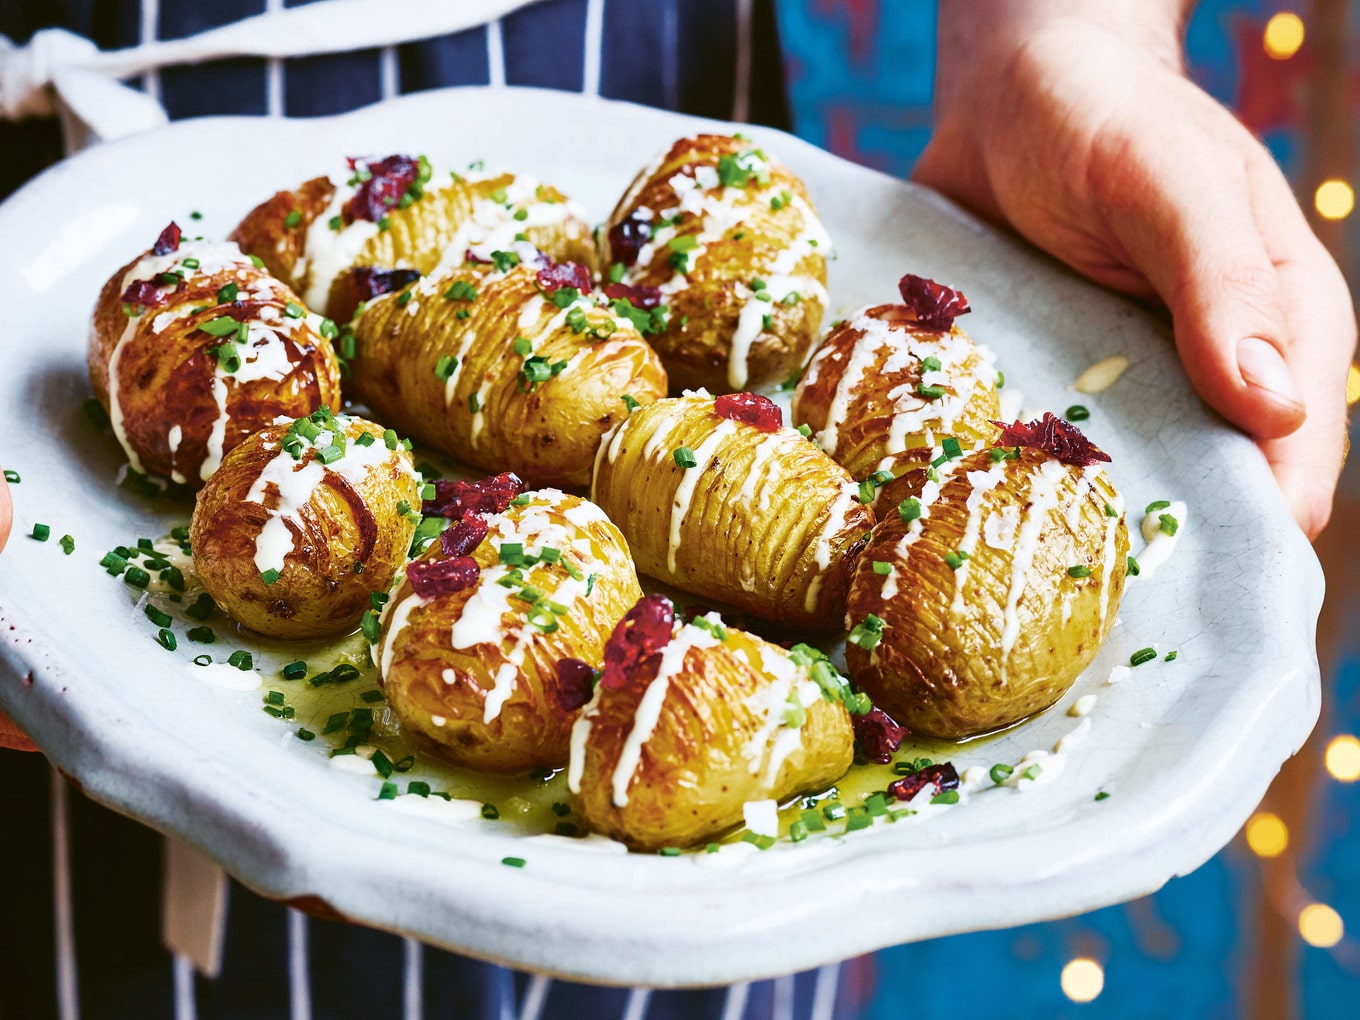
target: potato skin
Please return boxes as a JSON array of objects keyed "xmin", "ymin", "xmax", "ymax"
[
  {"xmin": 231, "ymin": 163, "xmax": 596, "ymax": 320},
  {"xmin": 570, "ymin": 616, "xmax": 853, "ymax": 851},
  {"xmin": 350, "ymin": 262, "xmax": 667, "ymax": 489},
  {"xmin": 845, "ymin": 447, "xmax": 1129, "ymax": 739},
  {"xmin": 377, "ymin": 492, "xmax": 642, "ymax": 773},
  {"xmin": 591, "ymin": 395, "xmax": 874, "ymax": 632},
  {"xmin": 792, "ymin": 306, "xmax": 1000, "ymax": 487},
  {"xmin": 604, "ymin": 134, "xmax": 829, "ymax": 393},
  {"xmin": 89, "ymin": 242, "xmax": 341, "ymax": 485},
  {"xmin": 190, "ymin": 415, "xmax": 419, "ymax": 639}
]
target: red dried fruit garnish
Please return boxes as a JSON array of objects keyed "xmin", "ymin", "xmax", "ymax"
[
  {"xmin": 607, "ymin": 213, "xmax": 652, "ymax": 266},
  {"xmin": 603, "ymin": 282, "xmax": 663, "ymax": 309},
  {"xmin": 345, "ymin": 154, "xmax": 419, "ymax": 223},
  {"xmin": 897, "ymin": 273, "xmax": 970, "ymax": 332},
  {"xmin": 546, "ymin": 657, "xmax": 597, "ymax": 715},
  {"xmin": 714, "ymin": 392, "xmax": 783, "ymax": 432},
  {"xmin": 120, "ymin": 280, "xmax": 167, "ymax": 308},
  {"xmin": 422, "ymin": 472, "xmax": 526, "ymax": 521},
  {"xmin": 990, "ymin": 412, "xmax": 1111, "ymax": 467},
  {"xmin": 351, "ymin": 266, "xmax": 422, "ymax": 300},
  {"xmin": 439, "ymin": 512, "xmax": 489, "ymax": 558},
  {"xmin": 407, "ymin": 555, "xmax": 479, "ymax": 598},
  {"xmin": 852, "ymin": 706, "xmax": 907, "ymax": 764},
  {"xmin": 600, "ymin": 594, "xmax": 676, "ymax": 690},
  {"xmin": 888, "ymin": 762, "xmax": 960, "ymax": 801},
  {"xmin": 151, "ymin": 222, "xmax": 181, "ymax": 256},
  {"xmin": 536, "ymin": 261, "xmax": 593, "ymax": 295}
]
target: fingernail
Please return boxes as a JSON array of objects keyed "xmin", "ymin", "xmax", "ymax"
[{"xmin": 1237, "ymin": 337, "xmax": 1304, "ymax": 410}]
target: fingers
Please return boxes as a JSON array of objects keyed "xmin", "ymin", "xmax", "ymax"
[
  {"xmin": 0, "ymin": 709, "xmax": 38, "ymax": 753},
  {"xmin": 1091, "ymin": 112, "xmax": 1308, "ymax": 441}
]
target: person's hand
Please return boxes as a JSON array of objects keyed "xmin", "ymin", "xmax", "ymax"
[
  {"xmin": 915, "ymin": 1, "xmax": 1356, "ymax": 538},
  {"xmin": 0, "ymin": 469, "xmax": 36, "ymax": 752}
]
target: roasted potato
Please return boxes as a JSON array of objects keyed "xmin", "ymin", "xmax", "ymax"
[
  {"xmin": 602, "ymin": 134, "xmax": 830, "ymax": 392},
  {"xmin": 230, "ymin": 155, "xmax": 596, "ymax": 321},
  {"xmin": 89, "ymin": 223, "xmax": 342, "ymax": 485},
  {"xmin": 591, "ymin": 393, "xmax": 874, "ymax": 632},
  {"xmin": 376, "ymin": 484, "xmax": 643, "ymax": 773},
  {"xmin": 569, "ymin": 594, "xmax": 855, "ymax": 851},
  {"xmin": 792, "ymin": 294, "xmax": 999, "ymax": 492},
  {"xmin": 844, "ymin": 428, "xmax": 1129, "ymax": 739},
  {"xmin": 349, "ymin": 256, "xmax": 667, "ymax": 489},
  {"xmin": 190, "ymin": 408, "xmax": 421, "ymax": 639}
]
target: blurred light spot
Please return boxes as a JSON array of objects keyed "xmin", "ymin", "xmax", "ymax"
[
  {"xmin": 1263, "ymin": 12, "xmax": 1305, "ymax": 59},
  {"xmin": 1246, "ymin": 812, "xmax": 1289, "ymax": 857},
  {"xmin": 1061, "ymin": 958, "xmax": 1104, "ymax": 1003},
  {"xmin": 1299, "ymin": 903, "xmax": 1344, "ymax": 947},
  {"xmin": 1315, "ymin": 180, "xmax": 1355, "ymax": 220},
  {"xmin": 1347, "ymin": 364, "xmax": 1360, "ymax": 406},
  {"xmin": 1325, "ymin": 734, "xmax": 1360, "ymax": 781}
]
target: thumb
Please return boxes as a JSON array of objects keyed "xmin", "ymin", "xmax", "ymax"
[{"xmin": 1096, "ymin": 135, "xmax": 1306, "ymax": 440}]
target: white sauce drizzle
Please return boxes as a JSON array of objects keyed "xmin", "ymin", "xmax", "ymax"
[
  {"xmin": 1135, "ymin": 500, "xmax": 1186, "ymax": 579},
  {"xmin": 667, "ymin": 419, "xmax": 739, "ymax": 572},
  {"xmin": 999, "ymin": 458, "xmax": 1069, "ymax": 683}
]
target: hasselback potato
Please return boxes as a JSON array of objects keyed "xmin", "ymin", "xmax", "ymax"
[
  {"xmin": 349, "ymin": 254, "xmax": 667, "ymax": 489},
  {"xmin": 792, "ymin": 275, "xmax": 999, "ymax": 493},
  {"xmin": 231, "ymin": 155, "xmax": 595, "ymax": 321},
  {"xmin": 89, "ymin": 223, "xmax": 341, "ymax": 485},
  {"xmin": 190, "ymin": 408, "xmax": 420, "ymax": 639},
  {"xmin": 602, "ymin": 134, "xmax": 830, "ymax": 392},
  {"xmin": 844, "ymin": 418, "xmax": 1129, "ymax": 739},
  {"xmin": 376, "ymin": 479, "xmax": 642, "ymax": 772},
  {"xmin": 591, "ymin": 393, "xmax": 874, "ymax": 632},
  {"xmin": 569, "ymin": 594, "xmax": 855, "ymax": 851}
]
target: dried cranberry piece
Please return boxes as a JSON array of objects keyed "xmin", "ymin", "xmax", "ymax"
[
  {"xmin": 407, "ymin": 555, "xmax": 479, "ymax": 598},
  {"xmin": 345, "ymin": 154, "xmax": 419, "ymax": 223},
  {"xmin": 151, "ymin": 222, "xmax": 181, "ymax": 256},
  {"xmin": 422, "ymin": 472, "xmax": 527, "ymax": 521},
  {"xmin": 463, "ymin": 249, "xmax": 492, "ymax": 265},
  {"xmin": 536, "ymin": 261, "xmax": 593, "ymax": 294},
  {"xmin": 439, "ymin": 513, "xmax": 489, "ymax": 558},
  {"xmin": 897, "ymin": 274, "xmax": 970, "ymax": 332},
  {"xmin": 603, "ymin": 282, "xmax": 663, "ymax": 309},
  {"xmin": 714, "ymin": 392, "xmax": 783, "ymax": 432},
  {"xmin": 990, "ymin": 412, "xmax": 1111, "ymax": 467},
  {"xmin": 600, "ymin": 594, "xmax": 676, "ymax": 690},
  {"xmin": 351, "ymin": 266, "xmax": 422, "ymax": 300},
  {"xmin": 546, "ymin": 657, "xmax": 597, "ymax": 716},
  {"xmin": 120, "ymin": 280, "xmax": 167, "ymax": 308},
  {"xmin": 888, "ymin": 762, "xmax": 960, "ymax": 802},
  {"xmin": 852, "ymin": 706, "xmax": 907, "ymax": 764},
  {"xmin": 607, "ymin": 213, "xmax": 651, "ymax": 266}
]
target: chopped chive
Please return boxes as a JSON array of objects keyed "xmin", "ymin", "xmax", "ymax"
[
  {"xmin": 1019, "ymin": 763, "xmax": 1044, "ymax": 782},
  {"xmin": 371, "ymin": 749, "xmax": 394, "ymax": 778},
  {"xmin": 323, "ymin": 712, "xmax": 348, "ymax": 735},
  {"xmin": 917, "ymin": 383, "xmax": 945, "ymax": 400},
  {"xmin": 921, "ymin": 355, "xmax": 942, "ymax": 372},
  {"xmin": 378, "ymin": 782, "xmax": 398, "ymax": 800},
  {"xmin": 192, "ymin": 654, "xmax": 212, "ymax": 666},
  {"xmin": 155, "ymin": 628, "xmax": 176, "ymax": 650},
  {"xmin": 216, "ymin": 282, "xmax": 237, "ymax": 304},
  {"xmin": 797, "ymin": 423, "xmax": 813, "ymax": 439},
  {"xmin": 1158, "ymin": 513, "xmax": 1179, "ymax": 536},
  {"xmin": 284, "ymin": 210, "xmax": 302, "ymax": 228},
  {"xmin": 1067, "ymin": 564, "xmax": 1092, "ymax": 578},
  {"xmin": 144, "ymin": 604, "xmax": 172, "ymax": 627},
  {"xmin": 944, "ymin": 550, "xmax": 969, "ymax": 570},
  {"xmin": 282, "ymin": 660, "xmax": 307, "ymax": 680},
  {"xmin": 1104, "ymin": 502, "xmax": 1119, "ymax": 517},
  {"xmin": 1165, "ymin": 650, "xmax": 1178, "ymax": 662},
  {"xmin": 1094, "ymin": 791, "xmax": 1111, "ymax": 801},
  {"xmin": 1065, "ymin": 405, "xmax": 1091, "ymax": 421},
  {"xmin": 1126, "ymin": 555, "xmax": 1140, "ymax": 576},
  {"xmin": 296, "ymin": 729, "xmax": 315, "ymax": 741},
  {"xmin": 265, "ymin": 690, "xmax": 285, "ymax": 706},
  {"xmin": 58, "ymin": 534, "xmax": 75, "ymax": 555},
  {"xmin": 941, "ymin": 436, "xmax": 962, "ymax": 460},
  {"xmin": 658, "ymin": 847, "xmax": 683, "ymax": 857},
  {"xmin": 2, "ymin": 469, "xmax": 18, "ymax": 483},
  {"xmin": 1145, "ymin": 500, "xmax": 1171, "ymax": 513},
  {"xmin": 124, "ymin": 566, "xmax": 151, "ymax": 588},
  {"xmin": 501, "ymin": 856, "xmax": 526, "ymax": 868},
  {"xmin": 227, "ymin": 650, "xmax": 253, "ymax": 671},
  {"xmin": 871, "ymin": 561, "xmax": 893, "ymax": 576},
  {"xmin": 898, "ymin": 497, "xmax": 921, "ymax": 523},
  {"xmin": 185, "ymin": 593, "xmax": 215, "ymax": 620},
  {"xmin": 31, "ymin": 523, "xmax": 50, "ymax": 541},
  {"xmin": 672, "ymin": 447, "xmax": 697, "ymax": 469},
  {"xmin": 930, "ymin": 790, "xmax": 960, "ymax": 805},
  {"xmin": 361, "ymin": 689, "xmax": 385, "ymax": 703},
  {"xmin": 468, "ymin": 392, "xmax": 482, "ymax": 414},
  {"xmin": 990, "ymin": 763, "xmax": 1014, "ymax": 784},
  {"xmin": 847, "ymin": 615, "xmax": 885, "ymax": 650},
  {"xmin": 1130, "ymin": 647, "xmax": 1157, "ymax": 667},
  {"xmin": 260, "ymin": 567, "xmax": 281, "ymax": 585},
  {"xmin": 481, "ymin": 803, "xmax": 500, "ymax": 820}
]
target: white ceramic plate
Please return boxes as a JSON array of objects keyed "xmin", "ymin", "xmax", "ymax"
[{"xmin": 0, "ymin": 87, "xmax": 1322, "ymax": 987}]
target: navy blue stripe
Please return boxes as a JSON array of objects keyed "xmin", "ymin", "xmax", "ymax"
[
  {"xmin": 197, "ymin": 888, "xmax": 291, "ymax": 1020},
  {"xmin": 281, "ymin": 0, "xmax": 383, "ymax": 116},
  {"xmin": 503, "ymin": 0, "xmax": 588, "ymax": 92},
  {"xmin": 598, "ymin": 0, "xmax": 670, "ymax": 109},
  {"xmin": 676, "ymin": 0, "xmax": 738, "ymax": 121},
  {"xmin": 397, "ymin": 26, "xmax": 494, "ymax": 93}
]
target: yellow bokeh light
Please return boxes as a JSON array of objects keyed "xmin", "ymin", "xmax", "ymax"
[
  {"xmin": 1347, "ymin": 364, "xmax": 1360, "ymax": 406},
  {"xmin": 1325, "ymin": 735, "xmax": 1360, "ymax": 781},
  {"xmin": 1061, "ymin": 958, "xmax": 1105, "ymax": 1003},
  {"xmin": 1315, "ymin": 180, "xmax": 1355, "ymax": 220},
  {"xmin": 1245, "ymin": 812, "xmax": 1290, "ymax": 857},
  {"xmin": 1299, "ymin": 903, "xmax": 1344, "ymax": 948},
  {"xmin": 1263, "ymin": 11, "xmax": 1305, "ymax": 59}
]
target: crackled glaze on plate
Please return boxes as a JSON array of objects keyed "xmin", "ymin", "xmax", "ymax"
[{"xmin": 0, "ymin": 86, "xmax": 1322, "ymax": 987}]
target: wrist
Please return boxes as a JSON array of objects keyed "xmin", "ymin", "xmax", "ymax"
[{"xmin": 933, "ymin": 1, "xmax": 1191, "ymax": 115}]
